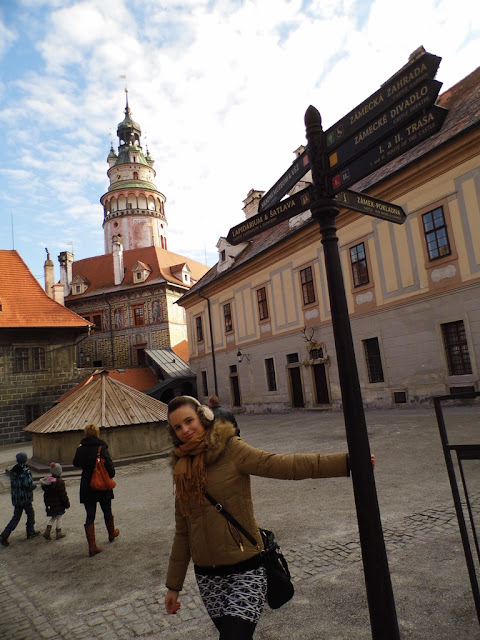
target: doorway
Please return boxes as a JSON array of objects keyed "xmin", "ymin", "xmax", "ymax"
[
  {"xmin": 288, "ymin": 366, "xmax": 305, "ymax": 408},
  {"xmin": 313, "ymin": 362, "xmax": 330, "ymax": 404}
]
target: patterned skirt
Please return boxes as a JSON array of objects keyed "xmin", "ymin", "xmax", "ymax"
[{"xmin": 195, "ymin": 565, "xmax": 267, "ymax": 623}]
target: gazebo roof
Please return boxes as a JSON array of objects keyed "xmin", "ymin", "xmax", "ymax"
[{"xmin": 25, "ymin": 371, "xmax": 168, "ymax": 434}]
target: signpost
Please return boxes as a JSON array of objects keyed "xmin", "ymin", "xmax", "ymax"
[
  {"xmin": 228, "ymin": 186, "xmax": 313, "ymax": 245},
  {"xmin": 324, "ymin": 50, "xmax": 441, "ymax": 151},
  {"xmin": 225, "ymin": 50, "xmax": 449, "ymax": 639},
  {"xmin": 329, "ymin": 104, "xmax": 448, "ymax": 194},
  {"xmin": 257, "ymin": 147, "xmax": 310, "ymax": 212},
  {"xmin": 327, "ymin": 78, "xmax": 442, "ymax": 172},
  {"xmin": 335, "ymin": 190, "xmax": 406, "ymax": 224}
]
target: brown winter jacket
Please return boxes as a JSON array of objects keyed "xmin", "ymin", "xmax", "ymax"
[{"xmin": 165, "ymin": 420, "xmax": 349, "ymax": 591}]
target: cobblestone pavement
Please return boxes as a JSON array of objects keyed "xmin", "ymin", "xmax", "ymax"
[{"xmin": 1, "ymin": 408, "xmax": 479, "ymax": 640}]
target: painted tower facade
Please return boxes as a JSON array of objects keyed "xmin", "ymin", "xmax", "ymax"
[{"xmin": 101, "ymin": 90, "xmax": 168, "ymax": 254}]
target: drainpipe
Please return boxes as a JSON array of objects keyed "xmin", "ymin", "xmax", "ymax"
[
  {"xmin": 198, "ymin": 290, "xmax": 218, "ymax": 397},
  {"xmin": 104, "ymin": 294, "xmax": 115, "ymax": 369}
]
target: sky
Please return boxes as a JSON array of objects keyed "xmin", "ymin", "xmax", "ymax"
[{"xmin": 0, "ymin": 0, "xmax": 479, "ymax": 286}]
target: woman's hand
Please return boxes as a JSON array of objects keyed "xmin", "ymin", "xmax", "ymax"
[
  {"xmin": 371, "ymin": 454, "xmax": 375, "ymax": 468},
  {"xmin": 165, "ymin": 589, "xmax": 181, "ymax": 615}
]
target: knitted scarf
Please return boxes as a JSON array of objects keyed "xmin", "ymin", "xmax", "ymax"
[{"xmin": 173, "ymin": 432, "xmax": 208, "ymax": 514}]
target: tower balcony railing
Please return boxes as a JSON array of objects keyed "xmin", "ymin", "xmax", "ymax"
[{"xmin": 103, "ymin": 208, "xmax": 167, "ymax": 223}]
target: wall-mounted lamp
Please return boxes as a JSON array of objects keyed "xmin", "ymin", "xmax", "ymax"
[{"xmin": 237, "ymin": 349, "xmax": 250, "ymax": 363}]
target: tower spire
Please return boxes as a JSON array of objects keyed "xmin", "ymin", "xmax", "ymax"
[{"xmin": 101, "ymin": 93, "xmax": 167, "ymax": 254}]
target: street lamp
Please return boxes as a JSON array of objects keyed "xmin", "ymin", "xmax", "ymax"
[{"xmin": 237, "ymin": 349, "xmax": 250, "ymax": 363}]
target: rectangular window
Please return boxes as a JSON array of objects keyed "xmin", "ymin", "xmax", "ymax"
[
  {"xmin": 265, "ymin": 358, "xmax": 277, "ymax": 391},
  {"xmin": 133, "ymin": 306, "xmax": 145, "ymax": 326},
  {"xmin": 422, "ymin": 206, "xmax": 451, "ymax": 260},
  {"xmin": 201, "ymin": 370, "xmax": 208, "ymax": 396},
  {"xmin": 363, "ymin": 338, "xmax": 385, "ymax": 383},
  {"xmin": 83, "ymin": 313, "xmax": 103, "ymax": 332},
  {"xmin": 32, "ymin": 347, "xmax": 46, "ymax": 370},
  {"xmin": 442, "ymin": 321, "xmax": 472, "ymax": 375},
  {"xmin": 350, "ymin": 242, "xmax": 370, "ymax": 287},
  {"xmin": 286, "ymin": 353, "xmax": 299, "ymax": 364},
  {"xmin": 196, "ymin": 316, "xmax": 204, "ymax": 342},
  {"xmin": 14, "ymin": 348, "xmax": 29, "ymax": 372},
  {"xmin": 223, "ymin": 303, "xmax": 233, "ymax": 333},
  {"xmin": 257, "ymin": 287, "xmax": 269, "ymax": 321},
  {"xmin": 25, "ymin": 404, "xmax": 42, "ymax": 425},
  {"xmin": 300, "ymin": 266, "xmax": 316, "ymax": 304},
  {"xmin": 14, "ymin": 347, "xmax": 47, "ymax": 372}
]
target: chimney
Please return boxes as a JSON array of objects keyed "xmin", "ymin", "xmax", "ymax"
[
  {"xmin": 112, "ymin": 235, "xmax": 124, "ymax": 285},
  {"xmin": 44, "ymin": 248, "xmax": 55, "ymax": 299},
  {"xmin": 242, "ymin": 189, "xmax": 264, "ymax": 219},
  {"xmin": 58, "ymin": 251, "xmax": 74, "ymax": 297},
  {"xmin": 52, "ymin": 282, "xmax": 65, "ymax": 306}
]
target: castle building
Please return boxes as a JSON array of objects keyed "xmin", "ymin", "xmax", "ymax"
[{"xmin": 50, "ymin": 92, "xmax": 209, "ymax": 376}]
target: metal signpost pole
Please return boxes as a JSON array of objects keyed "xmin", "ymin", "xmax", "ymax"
[{"xmin": 305, "ymin": 104, "xmax": 401, "ymax": 640}]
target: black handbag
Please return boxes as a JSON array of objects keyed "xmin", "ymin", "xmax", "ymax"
[{"xmin": 204, "ymin": 491, "xmax": 294, "ymax": 609}]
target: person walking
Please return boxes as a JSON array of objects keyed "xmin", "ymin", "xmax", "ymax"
[
  {"xmin": 72, "ymin": 423, "xmax": 119, "ymax": 557},
  {"xmin": 207, "ymin": 395, "xmax": 240, "ymax": 436},
  {"xmin": 0, "ymin": 452, "xmax": 40, "ymax": 547},
  {"xmin": 40, "ymin": 462, "xmax": 70, "ymax": 541},
  {"xmin": 164, "ymin": 396, "xmax": 352, "ymax": 640}
]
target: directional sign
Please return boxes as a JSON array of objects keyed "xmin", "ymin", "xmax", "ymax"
[
  {"xmin": 325, "ymin": 51, "xmax": 441, "ymax": 152},
  {"xmin": 257, "ymin": 147, "xmax": 310, "ymax": 213},
  {"xmin": 227, "ymin": 186, "xmax": 313, "ymax": 245},
  {"xmin": 328, "ymin": 79, "xmax": 442, "ymax": 173},
  {"xmin": 335, "ymin": 189, "xmax": 406, "ymax": 224},
  {"xmin": 329, "ymin": 105, "xmax": 448, "ymax": 195}
]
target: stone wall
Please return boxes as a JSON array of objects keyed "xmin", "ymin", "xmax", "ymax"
[{"xmin": 0, "ymin": 337, "xmax": 93, "ymax": 445}]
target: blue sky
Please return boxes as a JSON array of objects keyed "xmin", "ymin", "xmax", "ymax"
[{"xmin": 1, "ymin": 0, "xmax": 479, "ymax": 285}]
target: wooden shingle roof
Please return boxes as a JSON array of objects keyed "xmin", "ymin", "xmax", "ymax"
[
  {"xmin": 25, "ymin": 371, "xmax": 168, "ymax": 433},
  {"xmin": 0, "ymin": 250, "xmax": 91, "ymax": 329}
]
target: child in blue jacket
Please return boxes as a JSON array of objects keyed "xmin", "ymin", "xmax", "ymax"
[{"xmin": 0, "ymin": 452, "xmax": 39, "ymax": 546}]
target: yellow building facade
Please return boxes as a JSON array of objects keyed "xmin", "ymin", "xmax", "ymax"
[{"xmin": 180, "ymin": 67, "xmax": 480, "ymax": 411}]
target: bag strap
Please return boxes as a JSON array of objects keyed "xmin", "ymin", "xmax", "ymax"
[
  {"xmin": 204, "ymin": 491, "xmax": 258, "ymax": 547},
  {"xmin": 96, "ymin": 445, "xmax": 102, "ymax": 459}
]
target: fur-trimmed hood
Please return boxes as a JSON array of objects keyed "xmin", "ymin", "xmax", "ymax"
[{"xmin": 169, "ymin": 419, "xmax": 236, "ymax": 469}]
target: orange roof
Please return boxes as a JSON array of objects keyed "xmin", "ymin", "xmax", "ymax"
[
  {"xmin": 0, "ymin": 250, "xmax": 91, "ymax": 329},
  {"xmin": 57, "ymin": 367, "xmax": 158, "ymax": 402},
  {"xmin": 172, "ymin": 340, "xmax": 189, "ymax": 363},
  {"xmin": 65, "ymin": 246, "xmax": 209, "ymax": 300}
]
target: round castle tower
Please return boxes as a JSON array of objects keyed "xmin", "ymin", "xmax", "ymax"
[{"xmin": 101, "ymin": 90, "xmax": 168, "ymax": 253}]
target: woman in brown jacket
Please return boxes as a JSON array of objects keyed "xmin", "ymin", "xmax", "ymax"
[{"xmin": 164, "ymin": 396, "xmax": 352, "ymax": 640}]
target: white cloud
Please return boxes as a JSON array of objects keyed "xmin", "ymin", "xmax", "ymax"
[{"xmin": 1, "ymin": 0, "xmax": 479, "ymax": 279}]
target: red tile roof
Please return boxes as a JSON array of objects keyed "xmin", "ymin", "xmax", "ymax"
[
  {"xmin": 172, "ymin": 339, "xmax": 189, "ymax": 363},
  {"xmin": 0, "ymin": 250, "xmax": 91, "ymax": 329},
  {"xmin": 65, "ymin": 246, "xmax": 209, "ymax": 300}
]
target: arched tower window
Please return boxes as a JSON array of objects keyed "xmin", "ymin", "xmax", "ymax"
[{"xmin": 133, "ymin": 171, "xmax": 138, "ymax": 180}]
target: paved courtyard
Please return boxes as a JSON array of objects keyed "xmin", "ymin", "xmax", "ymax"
[{"xmin": 1, "ymin": 407, "xmax": 479, "ymax": 639}]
